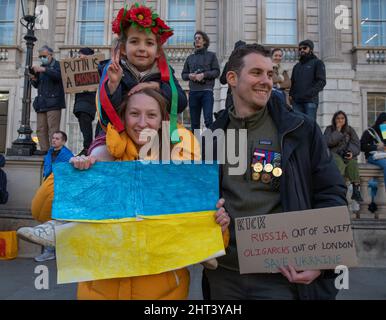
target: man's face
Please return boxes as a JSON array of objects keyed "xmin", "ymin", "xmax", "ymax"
[
  {"xmin": 298, "ymin": 45, "xmax": 311, "ymax": 57},
  {"xmin": 194, "ymin": 34, "xmax": 206, "ymax": 49},
  {"xmin": 51, "ymin": 133, "xmax": 65, "ymax": 150},
  {"xmin": 229, "ymin": 53, "xmax": 273, "ymax": 111},
  {"xmin": 38, "ymin": 50, "xmax": 52, "ymax": 64}
]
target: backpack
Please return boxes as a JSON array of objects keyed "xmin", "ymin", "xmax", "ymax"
[{"xmin": 0, "ymin": 155, "xmax": 8, "ymax": 204}]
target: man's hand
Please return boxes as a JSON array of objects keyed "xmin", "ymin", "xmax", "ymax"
[
  {"xmin": 70, "ymin": 155, "xmax": 97, "ymax": 170},
  {"xmin": 215, "ymin": 198, "xmax": 230, "ymax": 233},
  {"xmin": 279, "ymin": 265, "xmax": 321, "ymax": 285},
  {"xmin": 189, "ymin": 73, "xmax": 197, "ymax": 81},
  {"xmin": 32, "ymin": 65, "xmax": 45, "ymax": 73},
  {"xmin": 128, "ymin": 82, "xmax": 160, "ymax": 96},
  {"xmin": 195, "ymin": 73, "xmax": 205, "ymax": 82}
]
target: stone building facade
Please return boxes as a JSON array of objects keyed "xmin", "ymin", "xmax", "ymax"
[{"xmin": 0, "ymin": 0, "xmax": 385, "ymax": 155}]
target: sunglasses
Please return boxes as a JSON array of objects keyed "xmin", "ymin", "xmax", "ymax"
[
  {"xmin": 39, "ymin": 55, "xmax": 48, "ymax": 58},
  {"xmin": 298, "ymin": 46, "xmax": 309, "ymax": 51}
]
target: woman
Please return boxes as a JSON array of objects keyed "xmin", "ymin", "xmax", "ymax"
[
  {"xmin": 271, "ymin": 48, "xmax": 291, "ymax": 105},
  {"xmin": 72, "ymin": 88, "xmax": 230, "ymax": 299},
  {"xmin": 360, "ymin": 112, "xmax": 386, "ymax": 189},
  {"xmin": 324, "ymin": 111, "xmax": 363, "ymax": 202}
]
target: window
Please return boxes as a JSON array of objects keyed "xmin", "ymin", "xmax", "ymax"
[
  {"xmin": 367, "ymin": 93, "xmax": 386, "ymax": 126},
  {"xmin": 167, "ymin": 0, "xmax": 196, "ymax": 46},
  {"xmin": 266, "ymin": 0, "xmax": 297, "ymax": 44},
  {"xmin": 0, "ymin": 0, "xmax": 16, "ymax": 45},
  {"xmin": 361, "ymin": 0, "xmax": 386, "ymax": 46},
  {"xmin": 77, "ymin": 0, "xmax": 105, "ymax": 45}
]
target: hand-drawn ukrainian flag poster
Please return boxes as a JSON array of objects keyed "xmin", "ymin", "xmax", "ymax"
[{"xmin": 52, "ymin": 162, "xmax": 225, "ymax": 284}]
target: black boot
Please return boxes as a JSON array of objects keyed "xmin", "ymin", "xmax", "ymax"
[{"xmin": 351, "ymin": 184, "xmax": 364, "ymax": 202}]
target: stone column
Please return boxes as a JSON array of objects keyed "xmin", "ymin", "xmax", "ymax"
[
  {"xmin": 319, "ymin": 0, "xmax": 343, "ymax": 62},
  {"xmin": 218, "ymin": 0, "xmax": 244, "ymax": 60}
]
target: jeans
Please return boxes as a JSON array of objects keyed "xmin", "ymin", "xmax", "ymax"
[
  {"xmin": 292, "ymin": 102, "xmax": 318, "ymax": 121},
  {"xmin": 189, "ymin": 90, "xmax": 214, "ymax": 131},
  {"xmin": 368, "ymin": 155, "xmax": 386, "ymax": 189}
]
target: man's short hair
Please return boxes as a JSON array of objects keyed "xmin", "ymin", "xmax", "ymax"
[
  {"xmin": 53, "ymin": 130, "xmax": 67, "ymax": 142},
  {"xmin": 194, "ymin": 30, "xmax": 210, "ymax": 49},
  {"xmin": 38, "ymin": 45, "xmax": 53, "ymax": 54},
  {"xmin": 227, "ymin": 44, "xmax": 271, "ymax": 74}
]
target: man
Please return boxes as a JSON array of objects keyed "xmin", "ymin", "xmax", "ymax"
[
  {"xmin": 289, "ymin": 40, "xmax": 326, "ymax": 121},
  {"xmin": 74, "ymin": 48, "xmax": 97, "ymax": 156},
  {"xmin": 203, "ymin": 44, "xmax": 347, "ymax": 300},
  {"xmin": 30, "ymin": 45, "xmax": 66, "ymax": 155},
  {"xmin": 182, "ymin": 31, "xmax": 220, "ymax": 131},
  {"xmin": 17, "ymin": 131, "xmax": 73, "ymax": 262}
]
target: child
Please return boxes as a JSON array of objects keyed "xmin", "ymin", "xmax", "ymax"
[{"xmin": 97, "ymin": 3, "xmax": 187, "ymax": 143}]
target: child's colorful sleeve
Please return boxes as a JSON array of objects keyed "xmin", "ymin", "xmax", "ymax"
[{"xmin": 159, "ymin": 66, "xmax": 188, "ymax": 114}]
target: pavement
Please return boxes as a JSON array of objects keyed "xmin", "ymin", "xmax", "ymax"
[{"xmin": 1, "ymin": 258, "xmax": 385, "ymax": 300}]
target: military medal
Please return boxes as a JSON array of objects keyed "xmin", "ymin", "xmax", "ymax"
[
  {"xmin": 252, "ymin": 172, "xmax": 261, "ymax": 181},
  {"xmin": 253, "ymin": 162, "xmax": 263, "ymax": 173},
  {"xmin": 264, "ymin": 163, "xmax": 273, "ymax": 173},
  {"xmin": 261, "ymin": 172, "xmax": 272, "ymax": 184},
  {"xmin": 272, "ymin": 167, "xmax": 283, "ymax": 177}
]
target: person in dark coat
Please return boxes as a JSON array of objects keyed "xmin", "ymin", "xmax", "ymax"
[
  {"xmin": 289, "ymin": 40, "xmax": 326, "ymax": 121},
  {"xmin": 324, "ymin": 111, "xmax": 363, "ymax": 202},
  {"xmin": 74, "ymin": 48, "xmax": 97, "ymax": 156},
  {"xmin": 220, "ymin": 40, "xmax": 246, "ymax": 110},
  {"xmin": 202, "ymin": 44, "xmax": 347, "ymax": 300},
  {"xmin": 0, "ymin": 154, "xmax": 8, "ymax": 204},
  {"xmin": 30, "ymin": 45, "xmax": 66, "ymax": 154},
  {"xmin": 182, "ymin": 31, "xmax": 220, "ymax": 131},
  {"xmin": 360, "ymin": 112, "xmax": 386, "ymax": 189}
]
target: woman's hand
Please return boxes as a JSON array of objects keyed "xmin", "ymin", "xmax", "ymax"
[
  {"xmin": 215, "ymin": 198, "xmax": 230, "ymax": 233},
  {"xmin": 70, "ymin": 155, "xmax": 97, "ymax": 170},
  {"xmin": 128, "ymin": 82, "xmax": 160, "ymax": 96},
  {"xmin": 376, "ymin": 142, "xmax": 385, "ymax": 151},
  {"xmin": 345, "ymin": 151, "xmax": 353, "ymax": 160},
  {"xmin": 279, "ymin": 265, "xmax": 321, "ymax": 285}
]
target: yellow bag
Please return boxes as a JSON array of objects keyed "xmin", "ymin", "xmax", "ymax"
[{"xmin": 0, "ymin": 231, "xmax": 18, "ymax": 260}]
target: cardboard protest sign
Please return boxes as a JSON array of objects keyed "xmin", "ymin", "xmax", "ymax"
[
  {"xmin": 52, "ymin": 162, "xmax": 225, "ymax": 284},
  {"xmin": 235, "ymin": 206, "xmax": 358, "ymax": 273},
  {"xmin": 60, "ymin": 53, "xmax": 105, "ymax": 94}
]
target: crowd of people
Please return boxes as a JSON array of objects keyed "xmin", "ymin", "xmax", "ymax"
[{"xmin": 3, "ymin": 3, "xmax": 386, "ymax": 300}]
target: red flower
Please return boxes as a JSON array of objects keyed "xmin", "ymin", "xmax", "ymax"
[
  {"xmin": 129, "ymin": 6, "xmax": 153, "ymax": 28},
  {"xmin": 159, "ymin": 30, "xmax": 173, "ymax": 44},
  {"xmin": 112, "ymin": 8, "xmax": 125, "ymax": 34},
  {"xmin": 155, "ymin": 17, "xmax": 172, "ymax": 32}
]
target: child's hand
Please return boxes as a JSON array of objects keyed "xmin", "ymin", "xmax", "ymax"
[
  {"xmin": 107, "ymin": 63, "xmax": 123, "ymax": 95},
  {"xmin": 128, "ymin": 82, "xmax": 160, "ymax": 96},
  {"xmin": 70, "ymin": 155, "xmax": 97, "ymax": 170},
  {"xmin": 215, "ymin": 198, "xmax": 230, "ymax": 233}
]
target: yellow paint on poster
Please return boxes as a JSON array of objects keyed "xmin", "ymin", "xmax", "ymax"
[{"xmin": 55, "ymin": 212, "xmax": 225, "ymax": 284}]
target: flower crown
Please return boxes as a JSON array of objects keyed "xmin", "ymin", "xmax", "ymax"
[{"xmin": 112, "ymin": 3, "xmax": 174, "ymax": 44}]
